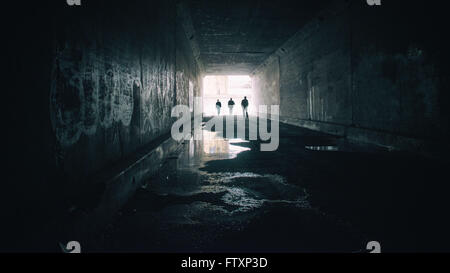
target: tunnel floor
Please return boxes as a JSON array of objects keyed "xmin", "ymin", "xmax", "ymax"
[{"xmin": 88, "ymin": 117, "xmax": 450, "ymax": 253}]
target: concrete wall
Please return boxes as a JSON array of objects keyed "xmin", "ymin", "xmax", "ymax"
[
  {"xmin": 4, "ymin": 0, "xmax": 201, "ymax": 251},
  {"xmin": 252, "ymin": 57, "xmax": 281, "ymax": 113},
  {"xmin": 50, "ymin": 0, "xmax": 178, "ymax": 185},
  {"xmin": 253, "ymin": 0, "xmax": 450, "ymax": 154},
  {"xmin": 176, "ymin": 12, "xmax": 203, "ymax": 107}
]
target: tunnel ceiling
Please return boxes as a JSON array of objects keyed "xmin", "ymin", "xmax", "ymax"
[{"xmin": 187, "ymin": 0, "xmax": 331, "ymax": 75}]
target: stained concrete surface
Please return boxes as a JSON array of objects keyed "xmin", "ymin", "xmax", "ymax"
[
  {"xmin": 3, "ymin": 0, "xmax": 202, "ymax": 251},
  {"xmin": 252, "ymin": 0, "xmax": 450, "ymax": 155},
  {"xmin": 188, "ymin": 0, "xmax": 331, "ymax": 74},
  {"xmin": 4, "ymin": 0, "xmax": 450, "ymax": 253},
  {"xmin": 81, "ymin": 118, "xmax": 450, "ymax": 253}
]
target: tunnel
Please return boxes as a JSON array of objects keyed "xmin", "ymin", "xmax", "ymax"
[{"xmin": 3, "ymin": 0, "xmax": 450, "ymax": 254}]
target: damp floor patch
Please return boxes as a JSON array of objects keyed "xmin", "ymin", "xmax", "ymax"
[{"xmin": 305, "ymin": 146, "xmax": 339, "ymax": 152}]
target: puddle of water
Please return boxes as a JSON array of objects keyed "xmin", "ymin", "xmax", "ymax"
[
  {"xmin": 202, "ymin": 131, "xmax": 251, "ymax": 159},
  {"xmin": 179, "ymin": 130, "xmax": 251, "ymax": 169},
  {"xmin": 306, "ymin": 146, "xmax": 339, "ymax": 152},
  {"xmin": 150, "ymin": 127, "xmax": 311, "ymax": 216}
]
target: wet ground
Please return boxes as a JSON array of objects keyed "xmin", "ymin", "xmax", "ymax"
[{"xmin": 91, "ymin": 117, "xmax": 450, "ymax": 253}]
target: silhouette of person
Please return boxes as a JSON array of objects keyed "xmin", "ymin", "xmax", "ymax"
[
  {"xmin": 241, "ymin": 97, "xmax": 249, "ymax": 119},
  {"xmin": 228, "ymin": 98, "xmax": 235, "ymax": 115},
  {"xmin": 216, "ymin": 100, "xmax": 222, "ymax": 116}
]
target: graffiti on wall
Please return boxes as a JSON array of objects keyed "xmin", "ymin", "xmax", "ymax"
[{"xmin": 50, "ymin": 42, "xmax": 139, "ymax": 147}]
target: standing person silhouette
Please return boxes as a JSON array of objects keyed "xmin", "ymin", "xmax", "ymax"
[
  {"xmin": 216, "ymin": 100, "xmax": 222, "ymax": 116},
  {"xmin": 241, "ymin": 97, "xmax": 249, "ymax": 119},
  {"xmin": 228, "ymin": 98, "xmax": 235, "ymax": 115}
]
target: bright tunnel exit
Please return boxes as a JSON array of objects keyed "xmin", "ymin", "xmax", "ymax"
[{"xmin": 202, "ymin": 75, "xmax": 255, "ymax": 116}]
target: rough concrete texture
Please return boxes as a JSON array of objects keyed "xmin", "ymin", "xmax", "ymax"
[
  {"xmin": 253, "ymin": 0, "xmax": 450, "ymax": 154},
  {"xmin": 50, "ymin": 0, "xmax": 178, "ymax": 183},
  {"xmin": 57, "ymin": 136, "xmax": 183, "ymax": 249},
  {"xmin": 188, "ymin": 0, "xmax": 331, "ymax": 74},
  {"xmin": 252, "ymin": 57, "xmax": 280, "ymax": 112},
  {"xmin": 84, "ymin": 119, "xmax": 450, "ymax": 253},
  {"xmin": 176, "ymin": 11, "xmax": 203, "ymax": 106},
  {"xmin": 4, "ymin": 0, "xmax": 450, "ymax": 253},
  {"xmin": 4, "ymin": 0, "xmax": 201, "ymax": 251}
]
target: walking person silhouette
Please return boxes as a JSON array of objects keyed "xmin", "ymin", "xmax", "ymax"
[
  {"xmin": 216, "ymin": 100, "xmax": 222, "ymax": 116},
  {"xmin": 241, "ymin": 97, "xmax": 249, "ymax": 119},
  {"xmin": 228, "ymin": 98, "xmax": 235, "ymax": 115}
]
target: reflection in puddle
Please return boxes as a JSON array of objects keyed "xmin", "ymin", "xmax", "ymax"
[
  {"xmin": 202, "ymin": 138, "xmax": 251, "ymax": 159},
  {"xmin": 179, "ymin": 130, "xmax": 251, "ymax": 169},
  {"xmin": 107, "ymin": 123, "xmax": 373, "ymax": 253},
  {"xmin": 202, "ymin": 131, "xmax": 251, "ymax": 159},
  {"xmin": 151, "ymin": 127, "xmax": 310, "ymax": 220},
  {"xmin": 306, "ymin": 146, "xmax": 339, "ymax": 152}
]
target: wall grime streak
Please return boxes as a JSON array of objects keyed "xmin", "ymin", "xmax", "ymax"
[{"xmin": 51, "ymin": 43, "xmax": 138, "ymax": 148}]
